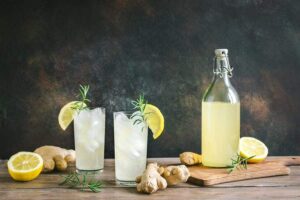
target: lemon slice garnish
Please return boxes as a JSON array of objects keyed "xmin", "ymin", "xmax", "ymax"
[
  {"xmin": 144, "ymin": 104, "xmax": 165, "ymax": 139},
  {"xmin": 58, "ymin": 101, "xmax": 84, "ymax": 130}
]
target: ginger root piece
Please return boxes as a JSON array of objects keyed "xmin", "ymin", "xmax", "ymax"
[
  {"xmin": 136, "ymin": 163, "xmax": 190, "ymax": 194},
  {"xmin": 34, "ymin": 145, "xmax": 75, "ymax": 172},
  {"xmin": 179, "ymin": 152, "xmax": 202, "ymax": 165},
  {"xmin": 161, "ymin": 165, "xmax": 190, "ymax": 186},
  {"xmin": 136, "ymin": 163, "xmax": 167, "ymax": 194}
]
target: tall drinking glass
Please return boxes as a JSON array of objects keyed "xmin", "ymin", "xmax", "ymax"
[
  {"xmin": 74, "ymin": 107, "xmax": 105, "ymax": 172},
  {"xmin": 114, "ymin": 111, "xmax": 148, "ymax": 185}
]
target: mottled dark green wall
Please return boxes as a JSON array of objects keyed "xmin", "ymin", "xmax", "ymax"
[{"xmin": 0, "ymin": 0, "xmax": 299, "ymax": 158}]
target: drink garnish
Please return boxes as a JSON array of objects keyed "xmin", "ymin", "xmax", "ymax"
[
  {"xmin": 130, "ymin": 94, "xmax": 165, "ymax": 139},
  {"xmin": 130, "ymin": 94, "xmax": 148, "ymax": 128},
  {"xmin": 71, "ymin": 84, "xmax": 91, "ymax": 111},
  {"xmin": 58, "ymin": 84, "xmax": 90, "ymax": 130}
]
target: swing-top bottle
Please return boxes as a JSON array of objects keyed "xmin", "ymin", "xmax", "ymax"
[{"xmin": 202, "ymin": 49, "xmax": 240, "ymax": 167}]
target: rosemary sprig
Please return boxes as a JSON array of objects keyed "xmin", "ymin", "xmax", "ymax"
[
  {"xmin": 71, "ymin": 84, "xmax": 91, "ymax": 111},
  {"xmin": 227, "ymin": 154, "xmax": 255, "ymax": 174},
  {"xmin": 60, "ymin": 172, "xmax": 103, "ymax": 193},
  {"xmin": 130, "ymin": 94, "xmax": 151, "ymax": 130}
]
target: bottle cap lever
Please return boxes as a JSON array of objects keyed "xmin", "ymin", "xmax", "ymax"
[
  {"xmin": 213, "ymin": 49, "xmax": 233, "ymax": 77},
  {"xmin": 215, "ymin": 49, "xmax": 228, "ymax": 57}
]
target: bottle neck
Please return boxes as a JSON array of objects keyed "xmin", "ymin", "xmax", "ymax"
[
  {"xmin": 213, "ymin": 56, "xmax": 233, "ymax": 79},
  {"xmin": 212, "ymin": 72, "xmax": 231, "ymax": 87}
]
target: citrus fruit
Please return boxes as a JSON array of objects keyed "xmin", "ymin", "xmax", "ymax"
[
  {"xmin": 240, "ymin": 137, "xmax": 268, "ymax": 163},
  {"xmin": 7, "ymin": 152, "xmax": 43, "ymax": 181},
  {"xmin": 58, "ymin": 101, "xmax": 84, "ymax": 130},
  {"xmin": 144, "ymin": 104, "xmax": 164, "ymax": 139}
]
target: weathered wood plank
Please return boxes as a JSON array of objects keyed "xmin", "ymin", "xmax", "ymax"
[
  {"xmin": 0, "ymin": 186, "xmax": 299, "ymax": 200},
  {"xmin": 0, "ymin": 158, "xmax": 300, "ymax": 189},
  {"xmin": 0, "ymin": 157, "xmax": 299, "ymax": 200}
]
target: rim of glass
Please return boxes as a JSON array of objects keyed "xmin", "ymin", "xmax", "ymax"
[
  {"xmin": 89, "ymin": 107, "xmax": 105, "ymax": 111},
  {"xmin": 74, "ymin": 107, "xmax": 106, "ymax": 113},
  {"xmin": 113, "ymin": 111, "xmax": 135, "ymax": 116}
]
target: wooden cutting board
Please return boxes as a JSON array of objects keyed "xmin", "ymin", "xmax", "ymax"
[{"xmin": 187, "ymin": 156, "xmax": 300, "ymax": 186}]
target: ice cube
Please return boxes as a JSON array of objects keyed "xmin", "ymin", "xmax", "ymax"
[
  {"xmin": 134, "ymin": 136, "xmax": 147, "ymax": 150},
  {"xmin": 129, "ymin": 111, "xmax": 147, "ymax": 131},
  {"xmin": 88, "ymin": 140, "xmax": 100, "ymax": 152},
  {"xmin": 115, "ymin": 112, "xmax": 132, "ymax": 135},
  {"xmin": 90, "ymin": 108, "xmax": 103, "ymax": 123},
  {"xmin": 74, "ymin": 109, "xmax": 91, "ymax": 128},
  {"xmin": 130, "ymin": 147, "xmax": 141, "ymax": 157},
  {"xmin": 115, "ymin": 112, "xmax": 130, "ymax": 123}
]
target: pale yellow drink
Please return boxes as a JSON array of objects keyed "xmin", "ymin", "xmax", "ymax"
[{"xmin": 202, "ymin": 101, "xmax": 240, "ymax": 167}]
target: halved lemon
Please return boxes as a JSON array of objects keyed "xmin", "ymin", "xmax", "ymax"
[
  {"xmin": 144, "ymin": 104, "xmax": 165, "ymax": 139},
  {"xmin": 58, "ymin": 101, "xmax": 84, "ymax": 130},
  {"xmin": 7, "ymin": 152, "xmax": 43, "ymax": 181},
  {"xmin": 240, "ymin": 137, "xmax": 268, "ymax": 163}
]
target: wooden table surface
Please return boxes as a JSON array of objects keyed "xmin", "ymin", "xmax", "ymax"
[{"xmin": 0, "ymin": 157, "xmax": 299, "ymax": 200}]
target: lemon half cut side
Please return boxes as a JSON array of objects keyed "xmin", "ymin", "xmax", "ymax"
[
  {"xmin": 240, "ymin": 137, "xmax": 268, "ymax": 163},
  {"xmin": 8, "ymin": 152, "xmax": 43, "ymax": 181}
]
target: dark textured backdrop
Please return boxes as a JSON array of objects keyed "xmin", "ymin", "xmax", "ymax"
[{"xmin": 0, "ymin": 0, "xmax": 299, "ymax": 159}]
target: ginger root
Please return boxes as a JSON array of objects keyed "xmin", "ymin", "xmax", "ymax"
[
  {"xmin": 136, "ymin": 163, "xmax": 167, "ymax": 194},
  {"xmin": 161, "ymin": 165, "xmax": 190, "ymax": 186},
  {"xmin": 179, "ymin": 152, "xmax": 202, "ymax": 165},
  {"xmin": 34, "ymin": 145, "xmax": 75, "ymax": 172},
  {"xmin": 136, "ymin": 163, "xmax": 190, "ymax": 194}
]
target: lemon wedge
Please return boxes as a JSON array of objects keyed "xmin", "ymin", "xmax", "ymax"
[
  {"xmin": 240, "ymin": 137, "xmax": 268, "ymax": 163},
  {"xmin": 144, "ymin": 104, "xmax": 165, "ymax": 139},
  {"xmin": 58, "ymin": 101, "xmax": 84, "ymax": 130},
  {"xmin": 8, "ymin": 152, "xmax": 43, "ymax": 181}
]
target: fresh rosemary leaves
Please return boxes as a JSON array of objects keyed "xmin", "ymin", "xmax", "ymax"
[
  {"xmin": 130, "ymin": 94, "xmax": 152, "ymax": 132},
  {"xmin": 227, "ymin": 154, "xmax": 255, "ymax": 173},
  {"xmin": 71, "ymin": 84, "xmax": 91, "ymax": 111},
  {"xmin": 130, "ymin": 94, "xmax": 148, "ymax": 125},
  {"xmin": 60, "ymin": 172, "xmax": 103, "ymax": 193}
]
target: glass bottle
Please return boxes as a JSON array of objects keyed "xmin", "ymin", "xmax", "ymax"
[{"xmin": 201, "ymin": 49, "xmax": 240, "ymax": 167}]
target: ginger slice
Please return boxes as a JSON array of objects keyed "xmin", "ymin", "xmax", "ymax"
[{"xmin": 179, "ymin": 152, "xmax": 202, "ymax": 165}]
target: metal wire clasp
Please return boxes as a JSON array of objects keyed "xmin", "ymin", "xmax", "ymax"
[{"xmin": 213, "ymin": 55, "xmax": 233, "ymax": 78}]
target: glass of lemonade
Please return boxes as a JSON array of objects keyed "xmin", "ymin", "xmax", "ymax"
[
  {"xmin": 114, "ymin": 111, "xmax": 148, "ymax": 185},
  {"xmin": 74, "ymin": 107, "xmax": 106, "ymax": 172}
]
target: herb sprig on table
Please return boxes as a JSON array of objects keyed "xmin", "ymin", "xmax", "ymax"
[
  {"xmin": 227, "ymin": 154, "xmax": 255, "ymax": 174},
  {"xmin": 71, "ymin": 85, "xmax": 91, "ymax": 111},
  {"xmin": 60, "ymin": 172, "xmax": 103, "ymax": 193}
]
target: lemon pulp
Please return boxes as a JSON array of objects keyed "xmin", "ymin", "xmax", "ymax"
[
  {"xmin": 240, "ymin": 137, "xmax": 268, "ymax": 163},
  {"xmin": 8, "ymin": 152, "xmax": 43, "ymax": 181}
]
